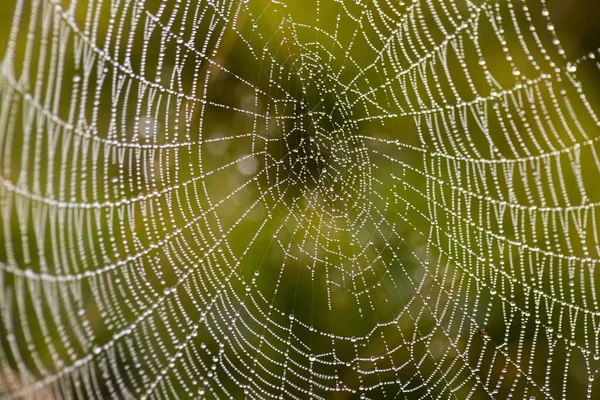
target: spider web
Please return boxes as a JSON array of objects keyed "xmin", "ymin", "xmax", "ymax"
[{"xmin": 1, "ymin": 0, "xmax": 600, "ymax": 398}]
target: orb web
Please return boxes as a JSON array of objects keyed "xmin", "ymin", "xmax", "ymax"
[{"xmin": 1, "ymin": 0, "xmax": 600, "ymax": 398}]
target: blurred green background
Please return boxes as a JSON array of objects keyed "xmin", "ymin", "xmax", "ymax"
[{"xmin": 1, "ymin": 0, "xmax": 600, "ymax": 398}]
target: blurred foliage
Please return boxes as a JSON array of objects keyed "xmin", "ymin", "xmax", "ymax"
[{"xmin": 1, "ymin": 0, "xmax": 600, "ymax": 399}]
